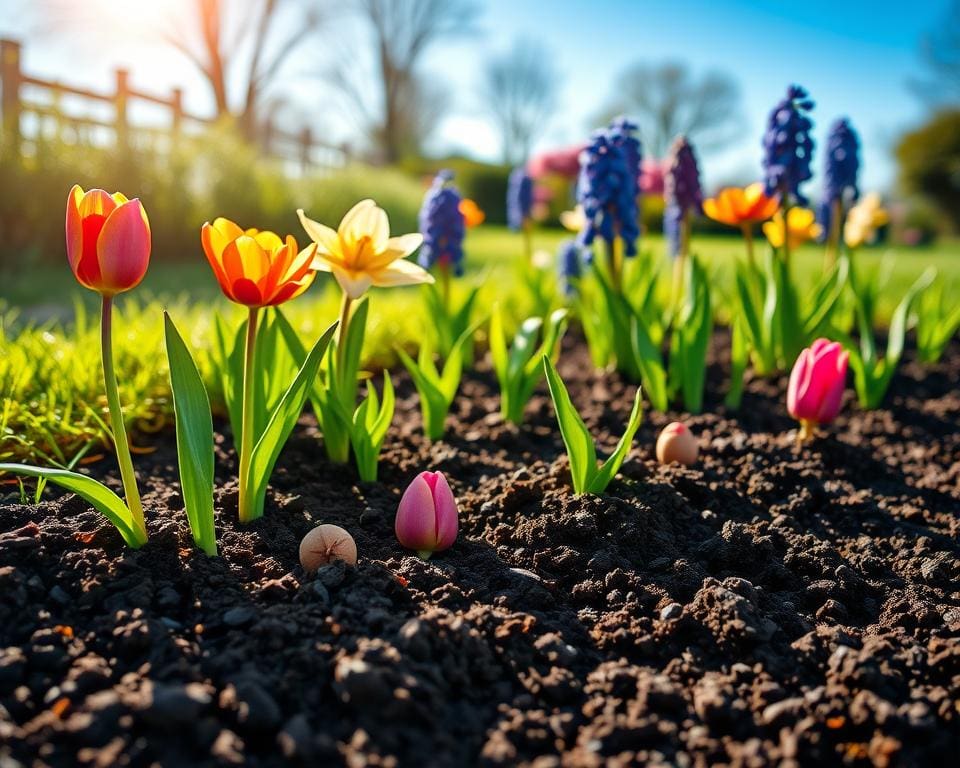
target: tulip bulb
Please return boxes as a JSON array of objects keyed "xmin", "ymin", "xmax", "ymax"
[
  {"xmin": 395, "ymin": 471, "xmax": 459, "ymax": 559},
  {"xmin": 656, "ymin": 422, "xmax": 699, "ymax": 466},
  {"xmin": 300, "ymin": 524, "xmax": 357, "ymax": 572}
]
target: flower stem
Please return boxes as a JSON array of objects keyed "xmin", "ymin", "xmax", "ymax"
[
  {"xmin": 336, "ymin": 291, "xmax": 353, "ymax": 376},
  {"xmin": 741, "ymin": 223, "xmax": 755, "ymax": 269},
  {"xmin": 825, "ymin": 198, "xmax": 842, "ymax": 270},
  {"xmin": 798, "ymin": 418, "xmax": 815, "ymax": 444},
  {"xmin": 440, "ymin": 264, "xmax": 451, "ymax": 316},
  {"xmin": 522, "ymin": 219, "xmax": 533, "ymax": 264},
  {"xmin": 781, "ymin": 192, "xmax": 793, "ymax": 264},
  {"xmin": 238, "ymin": 306, "xmax": 260, "ymax": 524},
  {"xmin": 606, "ymin": 237, "xmax": 622, "ymax": 294},
  {"xmin": 100, "ymin": 296, "xmax": 146, "ymax": 544}
]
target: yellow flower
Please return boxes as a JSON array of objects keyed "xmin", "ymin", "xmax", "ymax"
[
  {"xmin": 559, "ymin": 204, "xmax": 587, "ymax": 233},
  {"xmin": 844, "ymin": 192, "xmax": 889, "ymax": 249},
  {"xmin": 297, "ymin": 199, "xmax": 432, "ymax": 300},
  {"xmin": 763, "ymin": 208, "xmax": 823, "ymax": 251}
]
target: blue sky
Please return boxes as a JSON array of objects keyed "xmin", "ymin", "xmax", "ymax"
[{"xmin": 0, "ymin": 0, "xmax": 947, "ymax": 195}]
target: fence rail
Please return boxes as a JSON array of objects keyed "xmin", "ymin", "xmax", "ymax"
[{"xmin": 0, "ymin": 38, "xmax": 348, "ymax": 174}]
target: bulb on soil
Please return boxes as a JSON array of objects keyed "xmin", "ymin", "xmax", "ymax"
[
  {"xmin": 656, "ymin": 422, "xmax": 699, "ymax": 466},
  {"xmin": 299, "ymin": 524, "xmax": 357, "ymax": 572}
]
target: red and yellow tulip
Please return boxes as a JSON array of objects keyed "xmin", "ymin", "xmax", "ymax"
[
  {"xmin": 65, "ymin": 185, "xmax": 151, "ymax": 296},
  {"xmin": 201, "ymin": 219, "xmax": 317, "ymax": 308}
]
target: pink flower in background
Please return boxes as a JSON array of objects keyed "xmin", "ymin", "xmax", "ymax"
[
  {"xmin": 527, "ymin": 144, "xmax": 586, "ymax": 180},
  {"xmin": 395, "ymin": 471, "xmax": 459, "ymax": 558},
  {"xmin": 639, "ymin": 159, "xmax": 666, "ymax": 197},
  {"xmin": 787, "ymin": 338, "xmax": 849, "ymax": 441}
]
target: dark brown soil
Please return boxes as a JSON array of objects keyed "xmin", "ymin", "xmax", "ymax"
[{"xmin": 1, "ymin": 335, "xmax": 958, "ymax": 767}]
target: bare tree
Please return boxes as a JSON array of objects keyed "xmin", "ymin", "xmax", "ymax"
[
  {"xmin": 164, "ymin": 0, "xmax": 325, "ymax": 136},
  {"xmin": 597, "ymin": 61, "xmax": 742, "ymax": 159},
  {"xmin": 479, "ymin": 38, "xmax": 558, "ymax": 165},
  {"xmin": 910, "ymin": 0, "xmax": 960, "ymax": 105},
  {"xmin": 329, "ymin": 0, "xmax": 477, "ymax": 163}
]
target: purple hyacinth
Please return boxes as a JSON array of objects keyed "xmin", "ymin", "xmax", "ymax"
[
  {"xmin": 575, "ymin": 130, "xmax": 639, "ymax": 256},
  {"xmin": 663, "ymin": 136, "xmax": 703, "ymax": 257},
  {"xmin": 557, "ymin": 239, "xmax": 582, "ymax": 296},
  {"xmin": 762, "ymin": 84, "xmax": 815, "ymax": 206},
  {"xmin": 507, "ymin": 167, "xmax": 533, "ymax": 231},
  {"xmin": 822, "ymin": 118, "xmax": 860, "ymax": 205},
  {"xmin": 607, "ymin": 116, "xmax": 643, "ymax": 193},
  {"xmin": 418, "ymin": 169, "xmax": 466, "ymax": 276}
]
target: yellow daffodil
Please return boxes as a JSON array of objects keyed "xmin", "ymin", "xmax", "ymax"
[
  {"xmin": 559, "ymin": 205, "xmax": 587, "ymax": 233},
  {"xmin": 763, "ymin": 208, "xmax": 823, "ymax": 251},
  {"xmin": 703, "ymin": 183, "xmax": 779, "ymax": 227},
  {"xmin": 844, "ymin": 192, "xmax": 889, "ymax": 249},
  {"xmin": 297, "ymin": 199, "xmax": 432, "ymax": 300}
]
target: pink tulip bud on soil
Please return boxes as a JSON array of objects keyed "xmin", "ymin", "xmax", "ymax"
[
  {"xmin": 395, "ymin": 471, "xmax": 459, "ymax": 559},
  {"xmin": 787, "ymin": 338, "xmax": 849, "ymax": 442},
  {"xmin": 300, "ymin": 524, "xmax": 357, "ymax": 572},
  {"xmin": 656, "ymin": 422, "xmax": 699, "ymax": 466}
]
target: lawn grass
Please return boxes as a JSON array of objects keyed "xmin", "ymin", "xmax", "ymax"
[{"xmin": 1, "ymin": 225, "xmax": 957, "ymax": 468}]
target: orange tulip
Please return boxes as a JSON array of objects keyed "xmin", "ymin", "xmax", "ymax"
[
  {"xmin": 459, "ymin": 198, "xmax": 485, "ymax": 227},
  {"xmin": 65, "ymin": 185, "xmax": 151, "ymax": 295},
  {"xmin": 703, "ymin": 183, "xmax": 779, "ymax": 227},
  {"xmin": 201, "ymin": 219, "xmax": 318, "ymax": 307}
]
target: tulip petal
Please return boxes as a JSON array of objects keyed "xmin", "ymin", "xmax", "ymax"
[
  {"xmin": 395, "ymin": 474, "xmax": 439, "ymax": 551},
  {"xmin": 201, "ymin": 222, "xmax": 234, "ymax": 298},
  {"xmin": 230, "ymin": 278, "xmax": 263, "ymax": 306},
  {"xmin": 78, "ymin": 188, "xmax": 119, "ymax": 219},
  {"xmin": 429, "ymin": 472, "xmax": 458, "ymax": 551},
  {"xmin": 96, "ymin": 199, "xmax": 151, "ymax": 295},
  {"xmin": 223, "ymin": 235, "xmax": 270, "ymax": 286},
  {"xmin": 65, "ymin": 185, "xmax": 85, "ymax": 274}
]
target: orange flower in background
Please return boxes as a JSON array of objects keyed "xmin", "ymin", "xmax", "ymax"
[
  {"xmin": 459, "ymin": 198, "xmax": 485, "ymax": 227},
  {"xmin": 201, "ymin": 219, "xmax": 317, "ymax": 307},
  {"xmin": 65, "ymin": 185, "xmax": 151, "ymax": 295},
  {"xmin": 703, "ymin": 183, "xmax": 779, "ymax": 227},
  {"xmin": 762, "ymin": 208, "xmax": 823, "ymax": 251}
]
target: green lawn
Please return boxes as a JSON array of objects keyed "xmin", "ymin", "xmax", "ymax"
[{"xmin": 5, "ymin": 226, "xmax": 958, "ymax": 319}]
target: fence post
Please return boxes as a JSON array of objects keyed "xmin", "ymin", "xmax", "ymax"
[
  {"xmin": 299, "ymin": 126, "xmax": 312, "ymax": 173},
  {"xmin": 0, "ymin": 38, "xmax": 23, "ymax": 150},
  {"xmin": 114, "ymin": 67, "xmax": 130, "ymax": 151},
  {"xmin": 170, "ymin": 87, "xmax": 183, "ymax": 141}
]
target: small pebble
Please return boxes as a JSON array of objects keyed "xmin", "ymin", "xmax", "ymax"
[{"xmin": 299, "ymin": 525, "xmax": 357, "ymax": 572}]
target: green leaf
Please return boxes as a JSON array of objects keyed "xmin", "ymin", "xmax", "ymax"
[
  {"xmin": 629, "ymin": 315, "xmax": 668, "ymax": 411},
  {"xmin": 591, "ymin": 383, "xmax": 644, "ymax": 493},
  {"xmin": 350, "ymin": 372, "xmax": 394, "ymax": 482},
  {"xmin": 543, "ymin": 356, "xmax": 596, "ymax": 493},
  {"xmin": 0, "ymin": 463, "xmax": 144, "ymax": 547},
  {"xmin": 245, "ymin": 321, "xmax": 337, "ymax": 521},
  {"xmin": 164, "ymin": 313, "xmax": 216, "ymax": 556}
]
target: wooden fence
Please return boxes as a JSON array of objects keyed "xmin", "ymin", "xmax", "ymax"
[{"xmin": 0, "ymin": 38, "xmax": 349, "ymax": 174}]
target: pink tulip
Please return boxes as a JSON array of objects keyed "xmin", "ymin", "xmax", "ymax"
[
  {"xmin": 787, "ymin": 338, "xmax": 849, "ymax": 440},
  {"xmin": 395, "ymin": 471, "xmax": 458, "ymax": 558}
]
